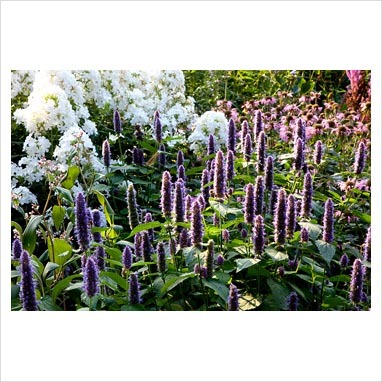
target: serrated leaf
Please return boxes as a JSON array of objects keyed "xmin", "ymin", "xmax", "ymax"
[
  {"xmin": 128, "ymin": 221, "xmax": 162, "ymax": 238},
  {"xmin": 203, "ymin": 279, "xmax": 229, "ymax": 302},
  {"xmin": 52, "ymin": 205, "xmax": 65, "ymax": 231},
  {"xmin": 264, "ymin": 248, "xmax": 289, "ymax": 262},
  {"xmin": 235, "ymin": 258, "xmax": 261, "ymax": 273},
  {"xmin": 315, "ymin": 240, "xmax": 336, "ymax": 266},
  {"xmin": 61, "ymin": 166, "xmax": 80, "ymax": 189}
]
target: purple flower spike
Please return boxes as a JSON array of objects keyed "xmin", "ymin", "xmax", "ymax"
[
  {"xmin": 244, "ymin": 133, "xmax": 252, "ymax": 162},
  {"xmin": 179, "ymin": 228, "xmax": 189, "ymax": 248},
  {"xmin": 127, "ymin": 184, "xmax": 140, "ymax": 230},
  {"xmin": 363, "ymin": 227, "xmax": 371, "ymax": 262},
  {"xmin": 12, "ymin": 238, "xmax": 23, "ymax": 260},
  {"xmin": 286, "ymin": 194, "xmax": 296, "ymax": 239},
  {"xmin": 19, "ymin": 250, "xmax": 38, "ymax": 310},
  {"xmin": 128, "ymin": 272, "xmax": 141, "ymax": 305},
  {"xmin": 323, "ymin": 198, "xmax": 334, "ymax": 243},
  {"xmin": 83, "ymin": 256, "xmax": 100, "ymax": 298},
  {"xmin": 177, "ymin": 164, "xmax": 186, "ymax": 182},
  {"xmin": 253, "ymin": 110, "xmax": 263, "ymax": 140},
  {"xmin": 201, "ymin": 169, "xmax": 210, "ymax": 206},
  {"xmin": 339, "ymin": 254, "xmax": 349, "ymax": 268},
  {"xmin": 222, "ymin": 229, "xmax": 230, "ymax": 242},
  {"xmin": 154, "ymin": 111, "xmax": 162, "ymax": 143},
  {"xmin": 228, "ymin": 283, "xmax": 239, "ymax": 311},
  {"xmin": 95, "ymin": 246, "xmax": 106, "ymax": 271},
  {"xmin": 274, "ymin": 188, "xmax": 287, "ymax": 245},
  {"xmin": 241, "ymin": 120, "xmax": 249, "ymax": 150},
  {"xmin": 75, "ymin": 192, "xmax": 91, "ymax": 251},
  {"xmin": 349, "ymin": 258, "xmax": 365, "ymax": 304},
  {"xmin": 244, "ymin": 183, "xmax": 255, "ymax": 225},
  {"xmin": 301, "ymin": 172, "xmax": 313, "ymax": 219},
  {"xmin": 256, "ymin": 131, "xmax": 266, "ymax": 173},
  {"xmin": 269, "ymin": 187, "xmax": 278, "ymax": 215},
  {"xmin": 160, "ymin": 171, "xmax": 173, "ymax": 219},
  {"xmin": 177, "ymin": 150, "xmax": 184, "ymax": 167},
  {"xmin": 287, "ymin": 291, "xmax": 298, "ymax": 311},
  {"xmin": 133, "ymin": 147, "xmax": 144, "ymax": 166},
  {"xmin": 294, "ymin": 118, "xmax": 306, "ymax": 143},
  {"xmin": 253, "ymin": 215, "xmax": 265, "ymax": 256},
  {"xmin": 92, "ymin": 209, "xmax": 105, "ymax": 244},
  {"xmin": 157, "ymin": 242, "xmax": 166, "ymax": 273},
  {"xmin": 254, "ymin": 176, "xmax": 264, "ymax": 216},
  {"xmin": 313, "ymin": 140, "xmax": 323, "ymax": 165},
  {"xmin": 354, "ymin": 141, "xmax": 366, "ymax": 174},
  {"xmin": 134, "ymin": 232, "xmax": 143, "ymax": 258},
  {"xmin": 102, "ymin": 140, "xmax": 111, "ymax": 168},
  {"xmin": 205, "ymin": 239, "xmax": 214, "ymax": 278},
  {"xmin": 158, "ymin": 143, "xmax": 166, "ymax": 169},
  {"xmin": 228, "ymin": 118, "xmax": 236, "ymax": 153},
  {"xmin": 122, "ymin": 246, "xmax": 133, "ymax": 270},
  {"xmin": 184, "ymin": 194, "xmax": 193, "ymax": 222},
  {"xmin": 226, "ymin": 150, "xmax": 235, "ymax": 182},
  {"xmin": 293, "ymin": 137, "xmax": 305, "ymax": 171},
  {"xmin": 173, "ymin": 179, "xmax": 185, "ymax": 228},
  {"xmin": 216, "ymin": 255, "xmax": 224, "ymax": 266},
  {"xmin": 190, "ymin": 200, "xmax": 204, "ymax": 247},
  {"xmin": 113, "ymin": 109, "xmax": 122, "ymax": 134},
  {"xmin": 264, "ymin": 156, "xmax": 274, "ymax": 191},
  {"xmin": 144, "ymin": 212, "xmax": 155, "ymax": 242},
  {"xmin": 213, "ymin": 150, "xmax": 226, "ymax": 200},
  {"xmin": 142, "ymin": 231, "xmax": 153, "ymax": 262},
  {"xmin": 300, "ymin": 227, "xmax": 309, "ymax": 243},
  {"xmin": 208, "ymin": 134, "xmax": 215, "ymax": 156}
]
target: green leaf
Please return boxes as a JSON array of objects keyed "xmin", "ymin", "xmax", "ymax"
[
  {"xmin": 52, "ymin": 205, "xmax": 65, "ymax": 231},
  {"xmin": 203, "ymin": 279, "xmax": 229, "ymax": 302},
  {"xmin": 93, "ymin": 190, "xmax": 114, "ymax": 226},
  {"xmin": 52, "ymin": 275, "xmax": 82, "ymax": 302},
  {"xmin": 38, "ymin": 296, "xmax": 63, "ymax": 311},
  {"xmin": 239, "ymin": 294, "xmax": 262, "ymax": 310},
  {"xmin": 11, "ymin": 221, "xmax": 23, "ymax": 237},
  {"xmin": 128, "ymin": 221, "xmax": 162, "ymax": 238},
  {"xmin": 352, "ymin": 210, "xmax": 371, "ymax": 224},
  {"xmin": 160, "ymin": 272, "xmax": 195, "ymax": 297},
  {"xmin": 61, "ymin": 165, "xmax": 80, "ymax": 189},
  {"xmin": 42, "ymin": 262, "xmax": 59, "ymax": 280},
  {"xmin": 315, "ymin": 240, "xmax": 336, "ymax": 266},
  {"xmin": 47, "ymin": 238, "xmax": 73, "ymax": 266},
  {"xmin": 235, "ymin": 258, "xmax": 261, "ymax": 273},
  {"xmin": 267, "ymin": 278, "xmax": 290, "ymax": 310},
  {"xmin": 56, "ymin": 186, "xmax": 73, "ymax": 204},
  {"xmin": 299, "ymin": 222, "xmax": 322, "ymax": 241},
  {"xmin": 209, "ymin": 200, "xmax": 228, "ymax": 218},
  {"xmin": 100, "ymin": 271, "xmax": 127, "ymax": 291},
  {"xmin": 264, "ymin": 248, "xmax": 289, "ymax": 262},
  {"xmin": 22, "ymin": 215, "xmax": 44, "ymax": 254}
]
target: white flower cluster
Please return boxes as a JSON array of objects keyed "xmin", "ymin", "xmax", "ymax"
[
  {"xmin": 11, "ymin": 70, "xmax": 196, "ymax": 206},
  {"xmin": 188, "ymin": 111, "xmax": 229, "ymax": 155}
]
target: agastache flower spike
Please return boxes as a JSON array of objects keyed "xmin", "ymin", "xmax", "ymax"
[
  {"xmin": 201, "ymin": 169, "xmax": 210, "ymax": 206},
  {"xmin": 244, "ymin": 133, "xmax": 252, "ymax": 162},
  {"xmin": 226, "ymin": 150, "xmax": 235, "ymax": 182},
  {"xmin": 286, "ymin": 194, "xmax": 296, "ymax": 239},
  {"xmin": 154, "ymin": 111, "xmax": 162, "ymax": 143},
  {"xmin": 157, "ymin": 242, "xmax": 166, "ymax": 273},
  {"xmin": 92, "ymin": 209, "xmax": 104, "ymax": 244},
  {"xmin": 323, "ymin": 198, "xmax": 334, "ymax": 243},
  {"xmin": 184, "ymin": 194, "xmax": 193, "ymax": 222},
  {"xmin": 142, "ymin": 231, "xmax": 153, "ymax": 263},
  {"xmin": 227, "ymin": 118, "xmax": 236, "ymax": 153},
  {"xmin": 244, "ymin": 183, "xmax": 255, "ymax": 225},
  {"xmin": 19, "ymin": 250, "xmax": 38, "ymax": 310},
  {"xmin": 363, "ymin": 227, "xmax": 371, "ymax": 262},
  {"xmin": 287, "ymin": 291, "xmax": 298, "ymax": 311},
  {"xmin": 269, "ymin": 188, "xmax": 278, "ymax": 215},
  {"xmin": 95, "ymin": 246, "xmax": 106, "ymax": 271},
  {"xmin": 127, "ymin": 184, "xmax": 140, "ymax": 230},
  {"xmin": 144, "ymin": 212, "xmax": 154, "ymax": 242},
  {"xmin": 160, "ymin": 171, "xmax": 173, "ymax": 219},
  {"xmin": 173, "ymin": 179, "xmax": 185, "ymax": 228},
  {"xmin": 133, "ymin": 147, "xmax": 144, "ymax": 166},
  {"xmin": 205, "ymin": 239, "xmax": 214, "ymax": 278},
  {"xmin": 300, "ymin": 227, "xmax": 309, "ymax": 243},
  {"xmin": 301, "ymin": 172, "xmax": 313, "ymax": 219},
  {"xmin": 241, "ymin": 120, "xmax": 249, "ymax": 149},
  {"xmin": 339, "ymin": 254, "xmax": 349, "ymax": 268},
  {"xmin": 102, "ymin": 140, "xmax": 111, "ymax": 168},
  {"xmin": 354, "ymin": 141, "xmax": 366, "ymax": 174},
  {"xmin": 293, "ymin": 137, "xmax": 304, "ymax": 171},
  {"xmin": 228, "ymin": 283, "xmax": 239, "ymax": 311},
  {"xmin": 349, "ymin": 258, "xmax": 365, "ymax": 304},
  {"xmin": 264, "ymin": 156, "xmax": 274, "ymax": 191},
  {"xmin": 128, "ymin": 272, "xmax": 141, "ymax": 305},
  {"xmin": 158, "ymin": 143, "xmax": 166, "ymax": 169},
  {"xmin": 253, "ymin": 215, "xmax": 265, "ymax": 256},
  {"xmin": 113, "ymin": 109, "xmax": 121, "ymax": 134},
  {"xmin": 254, "ymin": 176, "xmax": 264, "ymax": 216},
  {"xmin": 75, "ymin": 192, "xmax": 91, "ymax": 251},
  {"xmin": 134, "ymin": 232, "xmax": 143, "ymax": 258},
  {"xmin": 177, "ymin": 150, "xmax": 184, "ymax": 168},
  {"xmin": 177, "ymin": 164, "xmax": 186, "ymax": 182},
  {"xmin": 208, "ymin": 134, "xmax": 215, "ymax": 156},
  {"xmin": 190, "ymin": 200, "xmax": 204, "ymax": 247},
  {"xmin": 256, "ymin": 131, "xmax": 266, "ymax": 173},
  {"xmin": 253, "ymin": 110, "xmax": 263, "ymax": 140},
  {"xmin": 12, "ymin": 238, "xmax": 23, "ymax": 260},
  {"xmin": 179, "ymin": 228, "xmax": 189, "ymax": 248},
  {"xmin": 313, "ymin": 140, "xmax": 323, "ymax": 165},
  {"xmin": 213, "ymin": 150, "xmax": 226, "ymax": 200},
  {"xmin": 274, "ymin": 188, "xmax": 287, "ymax": 245},
  {"xmin": 295, "ymin": 118, "xmax": 306, "ymax": 143},
  {"xmin": 83, "ymin": 256, "xmax": 100, "ymax": 298},
  {"xmin": 122, "ymin": 246, "xmax": 133, "ymax": 271}
]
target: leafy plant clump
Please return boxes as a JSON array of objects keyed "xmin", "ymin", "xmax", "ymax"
[{"xmin": 11, "ymin": 70, "xmax": 371, "ymax": 311}]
